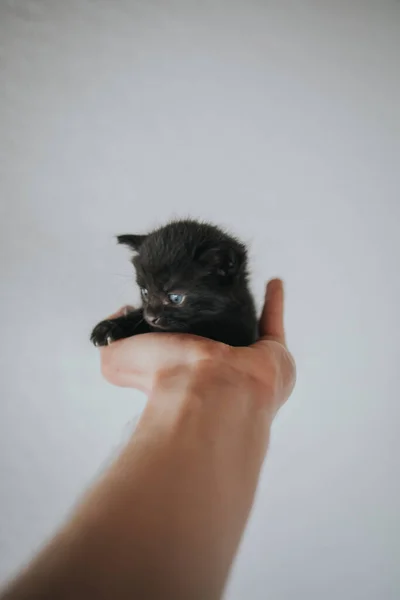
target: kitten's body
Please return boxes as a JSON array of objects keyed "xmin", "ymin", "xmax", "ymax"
[{"xmin": 91, "ymin": 220, "xmax": 258, "ymax": 347}]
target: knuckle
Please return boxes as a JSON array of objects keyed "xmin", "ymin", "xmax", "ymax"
[{"xmin": 192, "ymin": 338, "xmax": 232, "ymax": 364}]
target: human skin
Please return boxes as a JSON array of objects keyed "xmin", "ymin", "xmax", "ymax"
[{"xmin": 2, "ymin": 279, "xmax": 295, "ymax": 600}]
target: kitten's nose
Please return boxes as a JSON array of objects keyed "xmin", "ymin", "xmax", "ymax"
[
  {"xmin": 148, "ymin": 315, "xmax": 161, "ymax": 325},
  {"xmin": 145, "ymin": 309, "xmax": 161, "ymax": 325}
]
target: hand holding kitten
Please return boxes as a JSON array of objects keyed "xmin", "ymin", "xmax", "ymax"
[{"xmin": 97, "ymin": 279, "xmax": 295, "ymax": 416}]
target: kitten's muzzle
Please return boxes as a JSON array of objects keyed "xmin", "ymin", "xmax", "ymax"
[
  {"xmin": 145, "ymin": 310, "xmax": 161, "ymax": 325},
  {"xmin": 144, "ymin": 308, "xmax": 166, "ymax": 328}
]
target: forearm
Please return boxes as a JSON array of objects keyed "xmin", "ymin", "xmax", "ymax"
[{"xmin": 2, "ymin": 364, "xmax": 273, "ymax": 600}]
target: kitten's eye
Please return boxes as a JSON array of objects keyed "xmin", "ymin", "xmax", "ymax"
[
  {"xmin": 168, "ymin": 293, "xmax": 185, "ymax": 305},
  {"xmin": 141, "ymin": 288, "xmax": 148, "ymax": 299}
]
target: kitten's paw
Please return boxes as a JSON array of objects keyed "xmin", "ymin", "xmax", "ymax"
[{"xmin": 90, "ymin": 320, "xmax": 125, "ymax": 347}]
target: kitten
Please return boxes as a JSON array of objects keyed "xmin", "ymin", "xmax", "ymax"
[{"xmin": 90, "ymin": 219, "xmax": 258, "ymax": 347}]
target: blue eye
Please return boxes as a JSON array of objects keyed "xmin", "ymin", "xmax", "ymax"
[{"xmin": 168, "ymin": 293, "xmax": 185, "ymax": 305}]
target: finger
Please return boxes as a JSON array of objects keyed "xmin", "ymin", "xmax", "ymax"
[
  {"xmin": 259, "ymin": 279, "xmax": 286, "ymax": 344},
  {"xmin": 105, "ymin": 305, "xmax": 135, "ymax": 320},
  {"xmin": 99, "ymin": 332, "xmax": 203, "ymax": 393}
]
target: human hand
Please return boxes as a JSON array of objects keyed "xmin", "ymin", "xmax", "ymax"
[{"xmin": 97, "ymin": 279, "xmax": 295, "ymax": 414}]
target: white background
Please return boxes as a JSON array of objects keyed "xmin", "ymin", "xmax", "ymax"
[{"xmin": 0, "ymin": 1, "xmax": 399, "ymax": 598}]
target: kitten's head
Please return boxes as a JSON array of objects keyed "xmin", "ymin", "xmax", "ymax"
[{"xmin": 117, "ymin": 220, "xmax": 249, "ymax": 331}]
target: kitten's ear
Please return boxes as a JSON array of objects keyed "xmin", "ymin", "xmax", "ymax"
[
  {"xmin": 197, "ymin": 244, "xmax": 242, "ymax": 276},
  {"xmin": 117, "ymin": 234, "xmax": 147, "ymax": 251}
]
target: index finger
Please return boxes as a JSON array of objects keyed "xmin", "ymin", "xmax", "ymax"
[
  {"xmin": 259, "ymin": 279, "xmax": 286, "ymax": 345},
  {"xmin": 105, "ymin": 305, "xmax": 135, "ymax": 320}
]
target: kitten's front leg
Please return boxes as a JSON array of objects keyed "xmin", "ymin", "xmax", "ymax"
[{"xmin": 90, "ymin": 308, "xmax": 150, "ymax": 347}]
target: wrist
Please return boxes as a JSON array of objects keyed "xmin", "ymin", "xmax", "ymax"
[{"xmin": 147, "ymin": 358, "xmax": 275, "ymax": 431}]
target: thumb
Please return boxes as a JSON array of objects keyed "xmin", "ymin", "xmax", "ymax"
[{"xmin": 259, "ymin": 279, "xmax": 286, "ymax": 345}]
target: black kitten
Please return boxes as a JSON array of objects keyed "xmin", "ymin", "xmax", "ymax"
[{"xmin": 91, "ymin": 220, "xmax": 258, "ymax": 347}]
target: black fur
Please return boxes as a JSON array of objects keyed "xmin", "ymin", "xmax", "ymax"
[{"xmin": 90, "ymin": 220, "xmax": 258, "ymax": 347}]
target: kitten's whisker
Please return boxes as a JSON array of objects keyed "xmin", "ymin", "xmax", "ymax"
[{"xmin": 132, "ymin": 318, "xmax": 145, "ymax": 332}]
